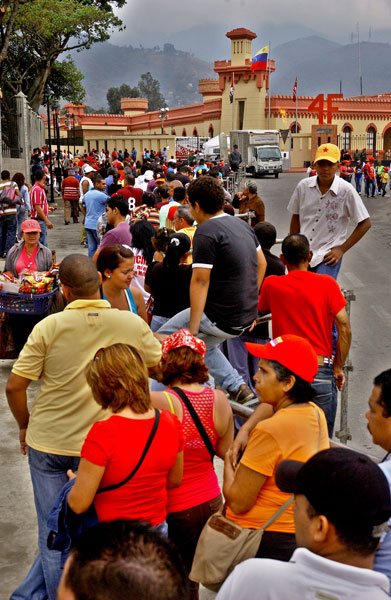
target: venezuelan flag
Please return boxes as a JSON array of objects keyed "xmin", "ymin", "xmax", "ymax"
[{"xmin": 251, "ymin": 45, "xmax": 269, "ymax": 72}]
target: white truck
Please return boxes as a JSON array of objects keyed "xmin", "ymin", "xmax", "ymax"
[{"xmin": 230, "ymin": 130, "xmax": 283, "ymax": 178}]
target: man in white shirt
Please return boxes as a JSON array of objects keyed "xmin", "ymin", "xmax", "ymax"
[
  {"xmin": 366, "ymin": 369, "xmax": 391, "ymax": 589},
  {"xmin": 288, "ymin": 143, "xmax": 371, "ymax": 280},
  {"xmin": 217, "ymin": 447, "xmax": 391, "ymax": 600}
]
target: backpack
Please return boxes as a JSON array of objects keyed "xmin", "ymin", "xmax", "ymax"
[{"xmin": 0, "ymin": 182, "xmax": 19, "ymax": 204}]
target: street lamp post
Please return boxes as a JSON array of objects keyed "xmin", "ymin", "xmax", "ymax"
[
  {"xmin": 159, "ymin": 107, "xmax": 169, "ymax": 134},
  {"xmin": 71, "ymin": 113, "xmax": 76, "ymax": 155},
  {"xmin": 52, "ymin": 99, "xmax": 62, "ymax": 192},
  {"xmin": 43, "ymin": 88, "xmax": 55, "ymax": 203},
  {"xmin": 64, "ymin": 109, "xmax": 70, "ymax": 156}
]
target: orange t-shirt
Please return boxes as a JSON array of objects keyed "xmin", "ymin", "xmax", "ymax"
[{"xmin": 226, "ymin": 403, "xmax": 329, "ymax": 532}]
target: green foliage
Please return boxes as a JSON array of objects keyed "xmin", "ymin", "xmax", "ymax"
[
  {"xmin": 107, "ymin": 83, "xmax": 140, "ymax": 114},
  {"xmin": 84, "ymin": 105, "xmax": 106, "ymax": 114},
  {"xmin": 138, "ymin": 72, "xmax": 166, "ymax": 112},
  {"xmin": 1, "ymin": 0, "xmax": 124, "ymax": 111},
  {"xmin": 47, "ymin": 57, "xmax": 85, "ymax": 105}
]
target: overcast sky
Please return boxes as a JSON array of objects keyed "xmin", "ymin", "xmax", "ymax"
[{"xmin": 111, "ymin": 0, "xmax": 391, "ymax": 57}]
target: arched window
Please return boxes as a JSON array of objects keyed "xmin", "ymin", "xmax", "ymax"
[
  {"xmin": 367, "ymin": 127, "xmax": 376, "ymax": 152},
  {"xmin": 193, "ymin": 127, "xmax": 198, "ymax": 136},
  {"xmin": 342, "ymin": 125, "xmax": 351, "ymax": 151},
  {"xmin": 182, "ymin": 128, "xmax": 186, "ymax": 136},
  {"xmin": 172, "ymin": 129, "xmax": 176, "ymax": 135},
  {"xmin": 208, "ymin": 124, "xmax": 214, "ymax": 138},
  {"xmin": 289, "ymin": 122, "xmax": 301, "ymax": 149}
]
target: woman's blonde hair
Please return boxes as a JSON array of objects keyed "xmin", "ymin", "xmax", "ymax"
[{"xmin": 85, "ymin": 344, "xmax": 151, "ymax": 414}]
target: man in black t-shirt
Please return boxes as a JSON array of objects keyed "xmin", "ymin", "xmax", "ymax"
[
  {"xmin": 225, "ymin": 222, "xmax": 285, "ymax": 396},
  {"xmin": 157, "ymin": 176, "xmax": 266, "ymax": 403}
]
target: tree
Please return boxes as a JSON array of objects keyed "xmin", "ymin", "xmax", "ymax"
[
  {"xmin": 107, "ymin": 83, "xmax": 139, "ymax": 114},
  {"xmin": 46, "ymin": 56, "xmax": 86, "ymax": 106},
  {"xmin": 0, "ymin": 0, "xmax": 29, "ymax": 69},
  {"xmin": 84, "ymin": 105, "xmax": 106, "ymax": 114},
  {"xmin": 2, "ymin": 0, "xmax": 124, "ymax": 111},
  {"xmin": 138, "ymin": 72, "xmax": 166, "ymax": 112}
]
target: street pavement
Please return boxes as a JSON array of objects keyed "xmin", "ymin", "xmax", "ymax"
[{"xmin": 1, "ymin": 174, "xmax": 390, "ymax": 597}]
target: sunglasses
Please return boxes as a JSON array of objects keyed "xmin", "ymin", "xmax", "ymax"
[{"xmin": 94, "ymin": 347, "xmax": 105, "ymax": 361}]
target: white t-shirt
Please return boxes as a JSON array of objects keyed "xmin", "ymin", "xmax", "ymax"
[
  {"xmin": 130, "ymin": 247, "xmax": 150, "ymax": 304},
  {"xmin": 374, "ymin": 459, "xmax": 391, "ymax": 591},
  {"xmin": 287, "ymin": 175, "xmax": 370, "ymax": 267},
  {"xmin": 216, "ymin": 548, "xmax": 389, "ymax": 600},
  {"xmin": 79, "ymin": 176, "xmax": 94, "ymax": 204},
  {"xmin": 159, "ymin": 200, "xmax": 180, "ymax": 227}
]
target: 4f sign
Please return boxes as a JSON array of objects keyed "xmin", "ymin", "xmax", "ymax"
[{"xmin": 308, "ymin": 94, "xmax": 342, "ymax": 124}]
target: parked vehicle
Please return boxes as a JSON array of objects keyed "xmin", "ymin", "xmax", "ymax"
[{"xmin": 230, "ymin": 130, "xmax": 283, "ymax": 178}]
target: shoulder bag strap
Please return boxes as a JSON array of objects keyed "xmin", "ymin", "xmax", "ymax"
[
  {"xmin": 96, "ymin": 409, "xmax": 160, "ymax": 494},
  {"xmin": 171, "ymin": 386, "xmax": 215, "ymax": 460},
  {"xmin": 313, "ymin": 403, "xmax": 322, "ymax": 452},
  {"xmin": 260, "ymin": 404, "xmax": 324, "ymax": 532}
]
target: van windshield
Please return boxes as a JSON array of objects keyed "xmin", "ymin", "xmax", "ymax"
[{"xmin": 257, "ymin": 147, "xmax": 281, "ymax": 160}]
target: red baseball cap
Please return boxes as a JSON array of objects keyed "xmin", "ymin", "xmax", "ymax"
[
  {"xmin": 22, "ymin": 219, "xmax": 41, "ymax": 233},
  {"xmin": 245, "ymin": 334, "xmax": 318, "ymax": 382}
]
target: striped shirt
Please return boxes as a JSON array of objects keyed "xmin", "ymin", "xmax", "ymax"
[
  {"xmin": 0, "ymin": 181, "xmax": 18, "ymax": 216},
  {"xmin": 131, "ymin": 205, "xmax": 160, "ymax": 228},
  {"xmin": 62, "ymin": 176, "xmax": 80, "ymax": 202},
  {"xmin": 30, "ymin": 182, "xmax": 48, "ymax": 219}
]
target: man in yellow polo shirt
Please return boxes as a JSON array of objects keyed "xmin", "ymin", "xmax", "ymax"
[
  {"xmin": 6, "ymin": 254, "xmax": 161, "ymax": 600},
  {"xmin": 173, "ymin": 205, "xmax": 196, "ymax": 264}
]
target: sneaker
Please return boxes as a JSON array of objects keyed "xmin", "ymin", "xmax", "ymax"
[{"xmin": 230, "ymin": 384, "xmax": 255, "ymax": 405}]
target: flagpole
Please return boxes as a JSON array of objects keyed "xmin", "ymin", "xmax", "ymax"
[
  {"xmin": 267, "ymin": 41, "xmax": 271, "ymax": 129},
  {"xmin": 295, "ymin": 73, "xmax": 298, "ymax": 133},
  {"xmin": 231, "ymin": 71, "xmax": 235, "ymax": 130}
]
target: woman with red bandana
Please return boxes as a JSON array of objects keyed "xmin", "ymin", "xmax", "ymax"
[{"xmin": 151, "ymin": 329, "xmax": 233, "ymax": 595}]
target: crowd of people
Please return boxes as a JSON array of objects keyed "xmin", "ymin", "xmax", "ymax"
[{"xmin": 3, "ymin": 141, "xmax": 391, "ymax": 600}]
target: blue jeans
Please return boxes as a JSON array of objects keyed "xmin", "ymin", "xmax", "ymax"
[
  {"xmin": 157, "ymin": 309, "xmax": 245, "ymax": 393},
  {"xmin": 0, "ymin": 213, "xmax": 17, "ymax": 254},
  {"xmin": 225, "ymin": 335, "xmax": 269, "ymax": 394},
  {"xmin": 33, "ymin": 219, "xmax": 48, "ymax": 247},
  {"xmin": 365, "ymin": 178, "xmax": 375, "ymax": 197},
  {"xmin": 154, "ymin": 520, "xmax": 168, "ymax": 538},
  {"xmin": 11, "ymin": 448, "xmax": 80, "ymax": 600},
  {"xmin": 17, "ymin": 205, "xmax": 27, "ymax": 238},
  {"xmin": 151, "ymin": 315, "xmax": 169, "ymax": 332},
  {"xmin": 310, "ymin": 259, "xmax": 342, "ymax": 353},
  {"xmin": 354, "ymin": 175, "xmax": 362, "ymax": 194},
  {"xmin": 85, "ymin": 228, "xmax": 100, "ymax": 258},
  {"xmin": 312, "ymin": 364, "xmax": 337, "ymax": 438}
]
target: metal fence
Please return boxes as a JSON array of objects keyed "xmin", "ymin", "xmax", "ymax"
[
  {"xmin": 1, "ymin": 100, "xmax": 22, "ymax": 159},
  {"xmin": 227, "ymin": 290, "xmax": 356, "ymax": 445},
  {"xmin": 0, "ymin": 92, "xmax": 45, "ymax": 180}
]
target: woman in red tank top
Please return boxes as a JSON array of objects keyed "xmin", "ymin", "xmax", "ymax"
[{"xmin": 151, "ymin": 329, "xmax": 233, "ymax": 595}]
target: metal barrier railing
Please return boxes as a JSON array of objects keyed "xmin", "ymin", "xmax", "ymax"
[
  {"xmin": 335, "ymin": 289, "xmax": 355, "ymax": 444},
  {"xmin": 231, "ymin": 289, "xmax": 356, "ymax": 445}
]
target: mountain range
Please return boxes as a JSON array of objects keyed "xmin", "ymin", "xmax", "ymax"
[{"xmin": 72, "ymin": 36, "xmax": 391, "ymax": 111}]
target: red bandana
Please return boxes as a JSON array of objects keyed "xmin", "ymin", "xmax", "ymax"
[{"xmin": 161, "ymin": 328, "xmax": 206, "ymax": 358}]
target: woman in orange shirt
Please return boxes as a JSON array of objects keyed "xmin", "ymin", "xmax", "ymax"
[{"xmin": 223, "ymin": 334, "xmax": 329, "ymax": 561}]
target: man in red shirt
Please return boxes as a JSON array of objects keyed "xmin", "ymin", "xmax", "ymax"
[
  {"xmin": 120, "ymin": 174, "xmax": 143, "ymax": 213},
  {"xmin": 62, "ymin": 169, "xmax": 80, "ymax": 224},
  {"xmin": 258, "ymin": 233, "xmax": 351, "ymax": 436},
  {"xmin": 29, "ymin": 169, "xmax": 53, "ymax": 246}
]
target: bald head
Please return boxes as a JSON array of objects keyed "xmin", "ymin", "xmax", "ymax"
[{"xmin": 59, "ymin": 255, "xmax": 100, "ymax": 298}]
